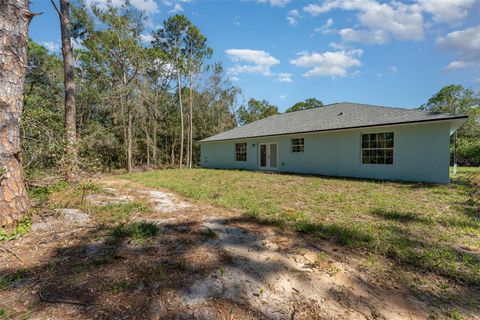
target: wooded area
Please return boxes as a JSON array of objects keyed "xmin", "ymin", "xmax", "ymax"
[{"xmin": 23, "ymin": 3, "xmax": 238, "ymax": 178}]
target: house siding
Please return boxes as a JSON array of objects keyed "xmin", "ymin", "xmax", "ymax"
[{"xmin": 200, "ymin": 121, "xmax": 451, "ymax": 183}]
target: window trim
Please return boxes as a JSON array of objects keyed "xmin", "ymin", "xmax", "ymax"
[
  {"xmin": 235, "ymin": 142, "xmax": 247, "ymax": 162},
  {"xmin": 360, "ymin": 132, "xmax": 394, "ymax": 165},
  {"xmin": 290, "ymin": 137, "xmax": 305, "ymax": 153}
]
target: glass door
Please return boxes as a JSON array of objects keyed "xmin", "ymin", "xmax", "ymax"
[
  {"xmin": 260, "ymin": 144, "xmax": 267, "ymax": 168},
  {"xmin": 270, "ymin": 144, "xmax": 277, "ymax": 169},
  {"xmin": 258, "ymin": 143, "xmax": 277, "ymax": 170}
]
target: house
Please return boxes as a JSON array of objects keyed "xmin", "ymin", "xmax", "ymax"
[{"xmin": 198, "ymin": 102, "xmax": 467, "ymax": 183}]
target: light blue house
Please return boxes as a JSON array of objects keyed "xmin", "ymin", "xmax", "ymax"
[{"xmin": 199, "ymin": 103, "xmax": 467, "ymax": 183}]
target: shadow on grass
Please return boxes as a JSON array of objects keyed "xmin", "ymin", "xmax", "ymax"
[
  {"xmin": 1, "ymin": 215, "xmax": 479, "ymax": 318},
  {"xmin": 291, "ymin": 215, "xmax": 480, "ymax": 288},
  {"xmin": 371, "ymin": 209, "xmax": 433, "ymax": 224}
]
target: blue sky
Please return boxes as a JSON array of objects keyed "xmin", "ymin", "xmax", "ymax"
[{"xmin": 30, "ymin": 0, "xmax": 480, "ymax": 112}]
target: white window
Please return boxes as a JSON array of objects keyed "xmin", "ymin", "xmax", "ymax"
[
  {"xmin": 235, "ymin": 143, "xmax": 247, "ymax": 161},
  {"xmin": 291, "ymin": 138, "xmax": 304, "ymax": 153},
  {"xmin": 361, "ymin": 132, "xmax": 394, "ymax": 165}
]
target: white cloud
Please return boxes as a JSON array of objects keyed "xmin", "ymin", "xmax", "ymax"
[
  {"xmin": 290, "ymin": 49, "xmax": 363, "ymax": 77},
  {"xmin": 419, "ymin": 0, "xmax": 475, "ymax": 24},
  {"xmin": 130, "ymin": 0, "xmax": 159, "ymax": 13},
  {"xmin": 86, "ymin": 0, "xmax": 159, "ymax": 13},
  {"xmin": 444, "ymin": 60, "xmax": 470, "ymax": 70},
  {"xmin": 225, "ymin": 49, "xmax": 280, "ymax": 76},
  {"xmin": 140, "ymin": 33, "xmax": 154, "ymax": 43},
  {"xmin": 277, "ymin": 73, "xmax": 293, "ymax": 82},
  {"xmin": 339, "ymin": 28, "xmax": 389, "ymax": 44},
  {"xmin": 329, "ymin": 42, "xmax": 348, "ymax": 50},
  {"xmin": 287, "ymin": 9, "xmax": 301, "ymax": 26},
  {"xmin": 437, "ymin": 25, "xmax": 480, "ymax": 70},
  {"xmin": 279, "ymin": 95, "xmax": 287, "ymax": 99},
  {"xmin": 230, "ymin": 76, "xmax": 240, "ymax": 82},
  {"xmin": 169, "ymin": 3, "xmax": 183, "ymax": 12},
  {"xmin": 314, "ymin": 18, "xmax": 334, "ymax": 34},
  {"xmin": 303, "ymin": 0, "xmax": 424, "ymax": 43},
  {"xmin": 303, "ymin": 0, "xmax": 478, "ymax": 46},
  {"xmin": 41, "ymin": 41, "xmax": 61, "ymax": 52},
  {"xmin": 228, "ymin": 65, "xmax": 274, "ymax": 75},
  {"xmin": 258, "ymin": 0, "xmax": 290, "ymax": 7}
]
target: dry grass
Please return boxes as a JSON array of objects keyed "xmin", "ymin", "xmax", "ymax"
[{"xmin": 119, "ymin": 167, "xmax": 480, "ymax": 308}]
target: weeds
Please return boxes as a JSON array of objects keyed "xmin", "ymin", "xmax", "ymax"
[
  {"xmin": 28, "ymin": 180, "xmax": 69, "ymax": 204},
  {"xmin": 107, "ymin": 222, "xmax": 158, "ymax": 242},
  {"xmin": 0, "ymin": 270, "xmax": 27, "ymax": 291},
  {"xmin": 94, "ymin": 202, "xmax": 149, "ymax": 223},
  {"xmin": 119, "ymin": 167, "xmax": 480, "ymax": 288},
  {"xmin": 0, "ymin": 216, "xmax": 31, "ymax": 242},
  {"xmin": 203, "ymin": 228, "xmax": 218, "ymax": 240}
]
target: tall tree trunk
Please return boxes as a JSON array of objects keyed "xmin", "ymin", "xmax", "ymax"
[
  {"xmin": 176, "ymin": 62, "xmax": 184, "ymax": 169},
  {"xmin": 52, "ymin": 0, "xmax": 77, "ymax": 183},
  {"xmin": 186, "ymin": 121, "xmax": 190, "ymax": 168},
  {"xmin": 188, "ymin": 72, "xmax": 193, "ymax": 169},
  {"xmin": 0, "ymin": 0, "xmax": 32, "ymax": 224},
  {"xmin": 152, "ymin": 120, "xmax": 157, "ymax": 168},
  {"xmin": 127, "ymin": 107, "xmax": 133, "ymax": 173},
  {"xmin": 171, "ymin": 137, "xmax": 176, "ymax": 166},
  {"xmin": 145, "ymin": 126, "xmax": 150, "ymax": 169}
]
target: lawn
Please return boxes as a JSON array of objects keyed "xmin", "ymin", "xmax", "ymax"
[{"xmin": 120, "ymin": 167, "xmax": 480, "ymax": 289}]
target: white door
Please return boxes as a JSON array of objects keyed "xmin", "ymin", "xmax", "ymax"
[{"xmin": 259, "ymin": 143, "xmax": 278, "ymax": 170}]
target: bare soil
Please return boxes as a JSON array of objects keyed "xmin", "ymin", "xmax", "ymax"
[{"xmin": 0, "ymin": 177, "xmax": 467, "ymax": 319}]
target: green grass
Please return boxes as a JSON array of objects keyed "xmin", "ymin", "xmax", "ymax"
[
  {"xmin": 107, "ymin": 222, "xmax": 159, "ymax": 243},
  {"xmin": 93, "ymin": 202, "xmax": 150, "ymax": 223},
  {"xmin": 46, "ymin": 181, "xmax": 150, "ymax": 223},
  {"xmin": 118, "ymin": 167, "xmax": 480, "ymax": 287},
  {"xmin": 0, "ymin": 216, "xmax": 31, "ymax": 242},
  {"xmin": 0, "ymin": 270, "xmax": 27, "ymax": 291}
]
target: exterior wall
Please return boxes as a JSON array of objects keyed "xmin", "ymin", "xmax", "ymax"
[{"xmin": 200, "ymin": 121, "xmax": 451, "ymax": 183}]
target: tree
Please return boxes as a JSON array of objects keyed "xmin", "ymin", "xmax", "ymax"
[
  {"xmin": 22, "ymin": 40, "xmax": 64, "ymax": 175},
  {"xmin": 51, "ymin": 0, "xmax": 77, "ymax": 182},
  {"xmin": 19, "ymin": 5, "xmax": 240, "ymax": 175},
  {"xmin": 185, "ymin": 25, "xmax": 212, "ymax": 168},
  {"xmin": 152, "ymin": 15, "xmax": 191, "ymax": 169},
  {"xmin": 237, "ymin": 98, "xmax": 278, "ymax": 125},
  {"xmin": 0, "ymin": 0, "xmax": 34, "ymax": 224},
  {"xmin": 286, "ymin": 98, "xmax": 322, "ymax": 113},
  {"xmin": 421, "ymin": 85, "xmax": 480, "ymax": 168},
  {"xmin": 76, "ymin": 3, "xmax": 146, "ymax": 172}
]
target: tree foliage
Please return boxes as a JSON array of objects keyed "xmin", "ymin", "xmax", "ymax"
[
  {"xmin": 421, "ymin": 84, "xmax": 480, "ymax": 165},
  {"xmin": 286, "ymin": 98, "xmax": 323, "ymax": 113},
  {"xmin": 237, "ymin": 98, "xmax": 278, "ymax": 125},
  {"xmin": 22, "ymin": 2, "xmax": 240, "ymax": 177}
]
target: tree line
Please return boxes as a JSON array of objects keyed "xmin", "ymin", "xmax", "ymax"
[{"xmin": 23, "ymin": 3, "xmax": 239, "ymax": 179}]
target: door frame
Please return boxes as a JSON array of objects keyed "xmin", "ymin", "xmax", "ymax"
[{"xmin": 258, "ymin": 142, "xmax": 278, "ymax": 171}]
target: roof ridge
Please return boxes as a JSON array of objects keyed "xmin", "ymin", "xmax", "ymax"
[
  {"xmin": 199, "ymin": 101, "xmax": 467, "ymax": 142},
  {"xmin": 281, "ymin": 102, "xmax": 423, "ymax": 115}
]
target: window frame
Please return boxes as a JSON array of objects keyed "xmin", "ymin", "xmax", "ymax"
[
  {"xmin": 361, "ymin": 132, "xmax": 394, "ymax": 165},
  {"xmin": 235, "ymin": 142, "xmax": 247, "ymax": 162},
  {"xmin": 291, "ymin": 138, "xmax": 305, "ymax": 153}
]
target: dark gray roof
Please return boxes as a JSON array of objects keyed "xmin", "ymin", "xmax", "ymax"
[{"xmin": 199, "ymin": 102, "xmax": 467, "ymax": 143}]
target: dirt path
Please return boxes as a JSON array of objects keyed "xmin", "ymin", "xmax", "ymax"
[{"xmin": 0, "ymin": 178, "xmax": 433, "ymax": 319}]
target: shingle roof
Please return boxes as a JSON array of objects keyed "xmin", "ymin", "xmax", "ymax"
[{"xmin": 199, "ymin": 102, "xmax": 467, "ymax": 143}]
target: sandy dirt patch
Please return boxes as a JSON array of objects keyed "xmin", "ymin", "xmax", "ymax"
[{"xmin": 0, "ymin": 177, "xmax": 448, "ymax": 319}]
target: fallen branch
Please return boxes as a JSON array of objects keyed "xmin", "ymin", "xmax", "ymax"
[
  {"xmin": 0, "ymin": 245, "xmax": 23, "ymax": 262},
  {"xmin": 38, "ymin": 285, "xmax": 90, "ymax": 306}
]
